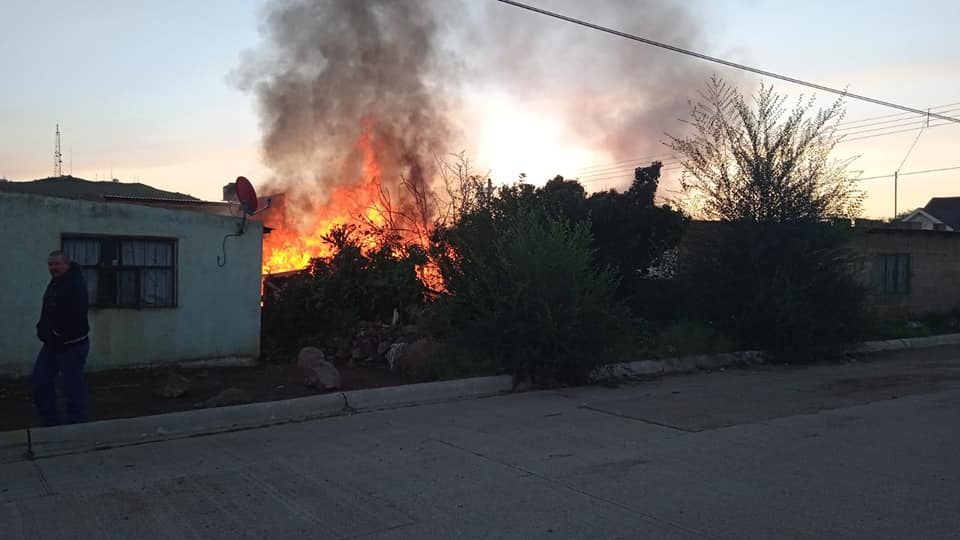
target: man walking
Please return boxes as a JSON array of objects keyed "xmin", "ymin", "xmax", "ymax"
[{"xmin": 33, "ymin": 250, "xmax": 90, "ymax": 426}]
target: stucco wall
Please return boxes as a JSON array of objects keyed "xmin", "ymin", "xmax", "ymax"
[{"xmin": 0, "ymin": 192, "xmax": 262, "ymax": 376}]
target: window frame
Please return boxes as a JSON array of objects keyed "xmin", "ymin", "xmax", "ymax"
[
  {"xmin": 872, "ymin": 253, "xmax": 911, "ymax": 296},
  {"xmin": 61, "ymin": 233, "xmax": 179, "ymax": 309}
]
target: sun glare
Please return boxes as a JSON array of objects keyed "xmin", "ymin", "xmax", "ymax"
[{"xmin": 471, "ymin": 92, "xmax": 601, "ymax": 186}]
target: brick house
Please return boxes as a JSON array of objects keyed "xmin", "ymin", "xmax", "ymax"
[
  {"xmin": 850, "ymin": 220, "xmax": 960, "ymax": 318},
  {"xmin": 672, "ymin": 219, "xmax": 960, "ymax": 319}
]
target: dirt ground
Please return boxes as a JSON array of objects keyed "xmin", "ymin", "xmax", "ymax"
[{"xmin": 0, "ymin": 362, "xmax": 407, "ymax": 432}]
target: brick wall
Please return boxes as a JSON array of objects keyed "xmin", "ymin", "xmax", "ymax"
[
  {"xmin": 849, "ymin": 228, "xmax": 960, "ymax": 318},
  {"xmin": 675, "ymin": 221, "xmax": 960, "ymax": 319}
]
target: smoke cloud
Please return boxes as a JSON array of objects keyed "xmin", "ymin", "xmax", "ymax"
[
  {"xmin": 467, "ymin": 0, "xmax": 719, "ymax": 164},
  {"xmin": 236, "ymin": 0, "xmax": 457, "ymax": 226},
  {"xmin": 238, "ymin": 0, "xmax": 719, "ymax": 213}
]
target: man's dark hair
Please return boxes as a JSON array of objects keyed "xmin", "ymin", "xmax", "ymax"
[{"xmin": 48, "ymin": 250, "xmax": 70, "ymax": 261}]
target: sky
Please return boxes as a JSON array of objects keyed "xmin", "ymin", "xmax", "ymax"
[{"xmin": 1, "ymin": 0, "xmax": 957, "ymax": 218}]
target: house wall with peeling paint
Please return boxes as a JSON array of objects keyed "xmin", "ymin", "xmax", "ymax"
[{"xmin": 0, "ymin": 192, "xmax": 262, "ymax": 376}]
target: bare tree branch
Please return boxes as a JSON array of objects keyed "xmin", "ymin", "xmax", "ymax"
[{"xmin": 668, "ymin": 77, "xmax": 864, "ymax": 223}]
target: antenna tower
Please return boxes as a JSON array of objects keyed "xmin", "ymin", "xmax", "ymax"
[{"xmin": 53, "ymin": 124, "xmax": 63, "ymax": 177}]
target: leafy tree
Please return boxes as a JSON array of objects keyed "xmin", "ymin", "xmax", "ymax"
[
  {"xmin": 669, "ymin": 76, "xmax": 863, "ymax": 223},
  {"xmin": 585, "ymin": 163, "xmax": 685, "ymax": 317},
  {"xmin": 446, "ymin": 165, "xmax": 684, "ymax": 318},
  {"xmin": 667, "ymin": 78, "xmax": 868, "ymax": 359}
]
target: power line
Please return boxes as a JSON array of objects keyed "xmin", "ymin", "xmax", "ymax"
[
  {"xmin": 579, "ymin": 165, "xmax": 684, "ymax": 185},
  {"xmin": 577, "ymin": 159, "xmax": 682, "ymax": 179},
  {"xmin": 855, "ymin": 165, "xmax": 960, "ymax": 182},
  {"xmin": 842, "ymin": 120, "xmax": 955, "ymax": 143},
  {"xmin": 838, "ymin": 101, "xmax": 960, "ymax": 126},
  {"xmin": 835, "ymin": 106, "xmax": 960, "ymax": 132},
  {"xmin": 580, "ymin": 163, "xmax": 960, "ymax": 188},
  {"xmin": 575, "ymin": 119, "xmax": 956, "ymax": 182},
  {"xmin": 839, "ymin": 118, "xmax": 935, "ymax": 138},
  {"xmin": 835, "ymin": 109, "xmax": 959, "ymax": 135},
  {"xmin": 495, "ymin": 0, "xmax": 960, "ymax": 125},
  {"xmin": 575, "ymin": 151, "xmax": 676, "ymax": 173},
  {"xmin": 577, "ymin": 159, "xmax": 677, "ymax": 176},
  {"xmin": 570, "ymin": 103, "xmax": 958, "ymax": 178}
]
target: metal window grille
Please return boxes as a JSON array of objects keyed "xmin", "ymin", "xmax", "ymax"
[{"xmin": 62, "ymin": 236, "xmax": 177, "ymax": 308}]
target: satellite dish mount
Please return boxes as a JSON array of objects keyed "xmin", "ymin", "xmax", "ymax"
[{"xmin": 218, "ymin": 176, "xmax": 271, "ymax": 267}]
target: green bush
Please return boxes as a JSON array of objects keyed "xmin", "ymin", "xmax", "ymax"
[
  {"xmin": 641, "ymin": 321, "xmax": 737, "ymax": 358},
  {"xmin": 261, "ymin": 225, "xmax": 427, "ymax": 360},
  {"xmin": 685, "ymin": 222, "xmax": 868, "ymax": 361},
  {"xmin": 869, "ymin": 310, "xmax": 960, "ymax": 339},
  {"xmin": 430, "ymin": 206, "xmax": 628, "ymax": 385},
  {"xmin": 413, "ymin": 347, "xmax": 499, "ymax": 382}
]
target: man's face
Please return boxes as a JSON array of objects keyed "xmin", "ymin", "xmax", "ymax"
[{"xmin": 48, "ymin": 255, "xmax": 69, "ymax": 278}]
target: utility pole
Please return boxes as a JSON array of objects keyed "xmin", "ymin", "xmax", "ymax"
[
  {"xmin": 893, "ymin": 109, "xmax": 929, "ymax": 220},
  {"xmin": 53, "ymin": 124, "xmax": 63, "ymax": 177},
  {"xmin": 893, "ymin": 171, "xmax": 898, "ymax": 218}
]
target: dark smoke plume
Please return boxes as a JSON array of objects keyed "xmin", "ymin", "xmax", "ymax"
[
  {"xmin": 240, "ymin": 0, "xmax": 722, "ymax": 204},
  {"xmin": 236, "ymin": 0, "xmax": 456, "ymax": 227}
]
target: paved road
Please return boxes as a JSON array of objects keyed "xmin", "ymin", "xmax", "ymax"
[{"xmin": 3, "ymin": 346, "xmax": 960, "ymax": 539}]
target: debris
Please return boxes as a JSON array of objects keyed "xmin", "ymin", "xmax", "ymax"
[
  {"xmin": 153, "ymin": 372, "xmax": 191, "ymax": 399},
  {"xmin": 202, "ymin": 388, "xmax": 251, "ymax": 408}
]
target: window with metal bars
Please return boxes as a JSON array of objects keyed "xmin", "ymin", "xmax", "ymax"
[
  {"xmin": 62, "ymin": 235, "xmax": 177, "ymax": 308},
  {"xmin": 872, "ymin": 253, "xmax": 911, "ymax": 295}
]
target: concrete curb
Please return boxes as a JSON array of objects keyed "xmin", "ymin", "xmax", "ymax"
[
  {"xmin": 0, "ymin": 392, "xmax": 347, "ymax": 463},
  {"xmin": 0, "ymin": 375, "xmax": 513, "ymax": 463},
  {"xmin": 591, "ymin": 351, "xmax": 764, "ymax": 382},
  {"xmin": 855, "ymin": 333, "xmax": 960, "ymax": 353},
  {"xmin": 344, "ymin": 375, "xmax": 512, "ymax": 412},
  {"xmin": 591, "ymin": 333, "xmax": 960, "ymax": 383}
]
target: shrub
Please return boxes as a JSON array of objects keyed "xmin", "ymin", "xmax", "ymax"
[
  {"xmin": 261, "ymin": 225, "xmax": 427, "ymax": 360},
  {"xmin": 430, "ymin": 206, "xmax": 628, "ymax": 385},
  {"xmin": 685, "ymin": 221, "xmax": 868, "ymax": 361}
]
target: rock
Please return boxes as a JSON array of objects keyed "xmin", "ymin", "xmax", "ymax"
[
  {"xmin": 351, "ymin": 346, "xmax": 364, "ymax": 360},
  {"xmin": 203, "ymin": 388, "xmax": 251, "ymax": 408},
  {"xmin": 297, "ymin": 346, "xmax": 342, "ymax": 390},
  {"xmin": 392, "ymin": 339, "xmax": 442, "ymax": 376},
  {"xmin": 153, "ymin": 372, "xmax": 191, "ymax": 399},
  {"xmin": 377, "ymin": 341, "xmax": 391, "ymax": 357},
  {"xmin": 359, "ymin": 339, "xmax": 377, "ymax": 359},
  {"xmin": 386, "ymin": 343, "xmax": 407, "ymax": 372},
  {"xmin": 402, "ymin": 324, "xmax": 419, "ymax": 336}
]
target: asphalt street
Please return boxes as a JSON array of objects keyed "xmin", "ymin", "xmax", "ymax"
[{"xmin": 3, "ymin": 346, "xmax": 960, "ymax": 539}]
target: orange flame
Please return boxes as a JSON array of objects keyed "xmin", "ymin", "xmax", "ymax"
[{"xmin": 259, "ymin": 124, "xmax": 443, "ymax": 292}]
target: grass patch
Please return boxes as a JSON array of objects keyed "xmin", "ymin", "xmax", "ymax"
[
  {"xmin": 869, "ymin": 310, "xmax": 960, "ymax": 340},
  {"xmin": 623, "ymin": 320, "xmax": 738, "ymax": 360}
]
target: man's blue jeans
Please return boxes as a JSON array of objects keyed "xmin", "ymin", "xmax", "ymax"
[{"xmin": 32, "ymin": 340, "xmax": 89, "ymax": 426}]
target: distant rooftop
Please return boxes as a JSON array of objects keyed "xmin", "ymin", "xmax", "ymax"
[
  {"xmin": 0, "ymin": 175, "xmax": 199, "ymax": 202},
  {"xmin": 922, "ymin": 197, "xmax": 960, "ymax": 231}
]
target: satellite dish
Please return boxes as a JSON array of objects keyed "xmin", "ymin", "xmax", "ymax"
[
  {"xmin": 236, "ymin": 176, "xmax": 258, "ymax": 215},
  {"xmin": 218, "ymin": 175, "xmax": 272, "ymax": 268}
]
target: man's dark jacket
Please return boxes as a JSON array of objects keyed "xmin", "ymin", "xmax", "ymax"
[{"xmin": 37, "ymin": 262, "xmax": 90, "ymax": 350}]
